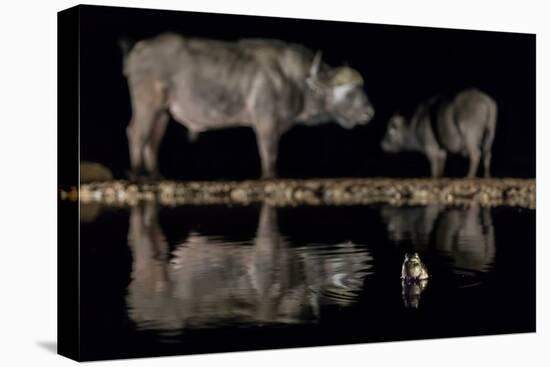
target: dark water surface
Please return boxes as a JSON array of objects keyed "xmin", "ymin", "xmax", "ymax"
[{"xmin": 79, "ymin": 202, "xmax": 535, "ymax": 360}]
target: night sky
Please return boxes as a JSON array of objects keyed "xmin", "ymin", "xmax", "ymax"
[{"xmin": 78, "ymin": 5, "xmax": 535, "ymax": 180}]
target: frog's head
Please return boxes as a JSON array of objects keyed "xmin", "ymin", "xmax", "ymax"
[{"xmin": 405, "ymin": 252, "xmax": 421, "ymax": 263}]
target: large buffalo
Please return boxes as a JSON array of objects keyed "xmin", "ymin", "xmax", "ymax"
[
  {"xmin": 122, "ymin": 33, "xmax": 375, "ymax": 179},
  {"xmin": 381, "ymin": 89, "xmax": 497, "ymax": 178}
]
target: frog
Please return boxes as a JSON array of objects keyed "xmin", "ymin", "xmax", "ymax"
[{"xmin": 401, "ymin": 252, "xmax": 429, "ymax": 282}]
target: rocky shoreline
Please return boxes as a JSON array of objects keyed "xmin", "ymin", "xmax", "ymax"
[{"xmin": 61, "ymin": 178, "xmax": 536, "ymax": 209}]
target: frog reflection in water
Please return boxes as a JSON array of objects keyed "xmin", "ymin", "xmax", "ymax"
[
  {"xmin": 401, "ymin": 278, "xmax": 428, "ymax": 309},
  {"xmin": 401, "ymin": 253, "xmax": 429, "ymax": 309}
]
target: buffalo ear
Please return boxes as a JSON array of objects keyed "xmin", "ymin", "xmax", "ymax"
[
  {"xmin": 390, "ymin": 114, "xmax": 404, "ymax": 128},
  {"xmin": 389, "ymin": 116, "xmax": 398, "ymax": 129},
  {"xmin": 309, "ymin": 51, "xmax": 322, "ymax": 77},
  {"xmin": 306, "ymin": 52, "xmax": 325, "ymax": 95}
]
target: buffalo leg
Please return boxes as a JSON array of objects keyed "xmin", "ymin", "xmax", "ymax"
[
  {"xmin": 254, "ymin": 124, "xmax": 280, "ymax": 179},
  {"xmin": 466, "ymin": 148, "xmax": 481, "ymax": 178},
  {"xmin": 143, "ymin": 112, "xmax": 169, "ymax": 179},
  {"xmin": 459, "ymin": 119, "xmax": 485, "ymax": 178},
  {"xmin": 428, "ymin": 153, "xmax": 438, "ymax": 178},
  {"xmin": 482, "ymin": 127, "xmax": 495, "ymax": 178},
  {"xmin": 127, "ymin": 121, "xmax": 145, "ymax": 179},
  {"xmin": 127, "ymin": 79, "xmax": 168, "ymax": 180},
  {"xmin": 427, "ymin": 149, "xmax": 446, "ymax": 178}
]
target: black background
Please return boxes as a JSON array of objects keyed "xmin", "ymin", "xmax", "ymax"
[{"xmin": 79, "ymin": 5, "xmax": 535, "ymax": 179}]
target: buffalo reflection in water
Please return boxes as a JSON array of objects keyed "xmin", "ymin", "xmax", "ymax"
[
  {"xmin": 381, "ymin": 205, "xmax": 495, "ymax": 273},
  {"xmin": 382, "ymin": 205, "xmax": 495, "ymax": 309},
  {"xmin": 126, "ymin": 203, "xmax": 373, "ymax": 333}
]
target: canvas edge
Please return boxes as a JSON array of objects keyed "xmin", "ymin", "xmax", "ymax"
[{"xmin": 57, "ymin": 4, "xmax": 81, "ymax": 362}]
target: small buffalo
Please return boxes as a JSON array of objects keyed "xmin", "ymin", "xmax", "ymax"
[
  {"xmin": 122, "ymin": 33, "xmax": 375, "ymax": 179},
  {"xmin": 381, "ymin": 89, "xmax": 497, "ymax": 178}
]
